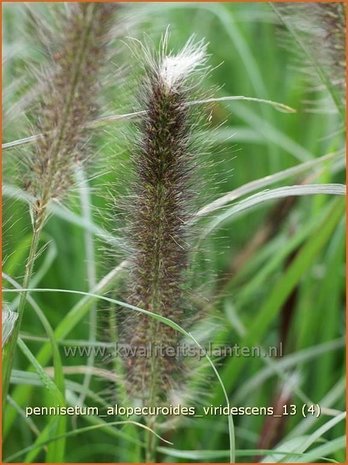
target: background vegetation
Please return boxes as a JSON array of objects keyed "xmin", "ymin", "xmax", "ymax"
[{"xmin": 3, "ymin": 2, "xmax": 345, "ymax": 463}]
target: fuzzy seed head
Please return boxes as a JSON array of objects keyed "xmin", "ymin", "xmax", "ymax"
[
  {"xmin": 120, "ymin": 37, "xmax": 207, "ymax": 406},
  {"xmin": 23, "ymin": 3, "xmax": 115, "ymax": 223},
  {"xmin": 275, "ymin": 3, "xmax": 346, "ymax": 104}
]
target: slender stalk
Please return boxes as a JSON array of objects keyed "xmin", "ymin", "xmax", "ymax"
[
  {"xmin": 75, "ymin": 167, "xmax": 97, "ymax": 408},
  {"xmin": 2, "ymin": 213, "xmax": 45, "ymax": 404},
  {"xmin": 145, "ymin": 418, "xmax": 157, "ymax": 462}
]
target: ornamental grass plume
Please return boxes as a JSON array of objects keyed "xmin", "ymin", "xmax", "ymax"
[
  {"xmin": 117, "ymin": 35, "xmax": 208, "ymax": 461},
  {"xmin": 3, "ymin": 2, "xmax": 115, "ymax": 404},
  {"xmin": 274, "ymin": 2, "xmax": 346, "ymax": 111},
  {"xmin": 25, "ymin": 2, "xmax": 115, "ymax": 231},
  {"xmin": 315, "ymin": 3, "xmax": 346, "ymax": 79}
]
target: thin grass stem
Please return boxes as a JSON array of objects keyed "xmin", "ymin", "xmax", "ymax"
[{"xmin": 2, "ymin": 216, "xmax": 44, "ymax": 405}]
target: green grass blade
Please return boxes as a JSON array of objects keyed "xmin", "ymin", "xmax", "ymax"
[
  {"xmin": 17, "ymin": 339, "xmax": 66, "ymax": 463},
  {"xmin": 201, "ymin": 184, "xmax": 345, "ymax": 238},
  {"xmin": 4, "ymin": 287, "xmax": 236, "ymax": 463},
  {"xmin": 213, "ymin": 198, "xmax": 344, "ymax": 404}
]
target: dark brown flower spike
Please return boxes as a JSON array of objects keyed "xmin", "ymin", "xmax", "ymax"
[{"xmin": 121, "ymin": 36, "xmax": 208, "ymax": 406}]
